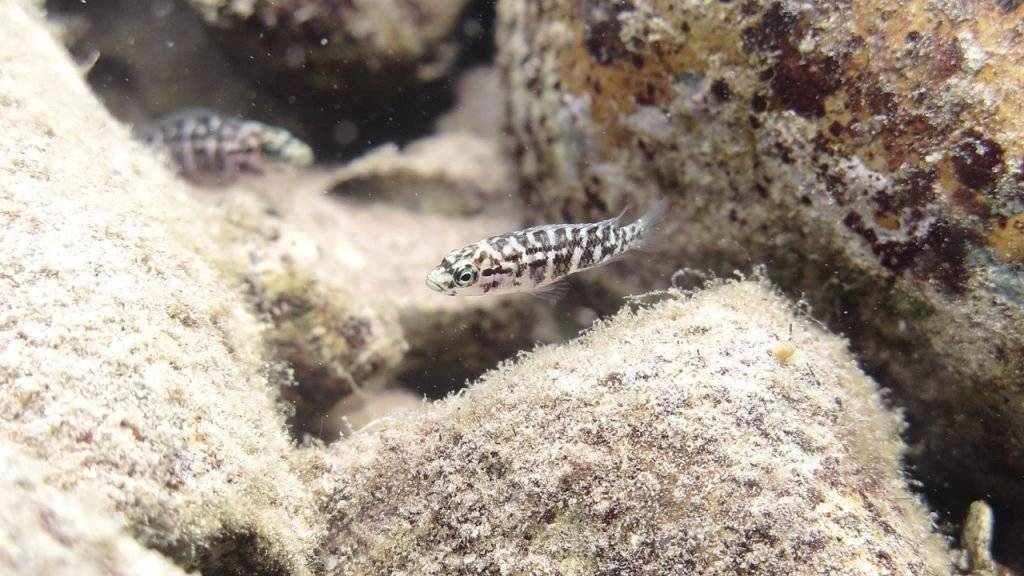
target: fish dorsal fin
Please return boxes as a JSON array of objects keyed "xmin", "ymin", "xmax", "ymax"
[
  {"xmin": 613, "ymin": 203, "xmax": 632, "ymax": 225},
  {"xmin": 531, "ymin": 280, "xmax": 570, "ymax": 304},
  {"xmin": 632, "ymin": 198, "xmax": 669, "ymax": 252}
]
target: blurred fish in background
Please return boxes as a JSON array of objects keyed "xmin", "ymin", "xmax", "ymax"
[{"xmin": 139, "ymin": 108, "xmax": 313, "ymax": 186}]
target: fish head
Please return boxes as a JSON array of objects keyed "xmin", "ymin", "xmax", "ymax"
[
  {"xmin": 426, "ymin": 246, "xmax": 485, "ymax": 296},
  {"xmin": 260, "ymin": 127, "xmax": 314, "ymax": 168}
]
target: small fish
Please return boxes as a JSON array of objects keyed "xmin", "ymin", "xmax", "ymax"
[
  {"xmin": 426, "ymin": 201, "xmax": 666, "ymax": 301},
  {"xmin": 139, "ymin": 108, "xmax": 313, "ymax": 186}
]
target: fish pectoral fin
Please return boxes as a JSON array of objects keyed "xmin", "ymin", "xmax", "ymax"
[{"xmin": 530, "ymin": 280, "xmax": 570, "ymax": 304}]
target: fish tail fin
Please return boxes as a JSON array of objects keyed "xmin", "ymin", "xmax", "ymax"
[{"xmin": 634, "ymin": 198, "xmax": 669, "ymax": 252}]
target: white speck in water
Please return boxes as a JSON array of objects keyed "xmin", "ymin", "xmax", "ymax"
[{"xmin": 320, "ymin": 38, "xmax": 328, "ymax": 46}]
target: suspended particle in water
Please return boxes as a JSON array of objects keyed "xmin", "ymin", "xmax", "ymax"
[{"xmin": 333, "ymin": 120, "xmax": 359, "ymax": 146}]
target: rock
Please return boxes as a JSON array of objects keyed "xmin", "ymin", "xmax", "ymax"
[
  {"xmin": 436, "ymin": 66, "xmax": 505, "ymax": 140},
  {"xmin": 183, "ymin": 0, "xmax": 485, "ymax": 154},
  {"xmin": 498, "ymin": 0, "xmax": 1024, "ymax": 530},
  {"xmin": 187, "ymin": 0, "xmax": 470, "ymax": 78},
  {"xmin": 0, "ymin": 4, "xmax": 318, "ymax": 573},
  {"xmin": 202, "ymin": 189, "xmax": 408, "ymax": 436},
  {"xmin": 0, "ymin": 444, "xmax": 191, "ymax": 576},
  {"xmin": 315, "ymin": 281, "xmax": 952, "ymax": 574},
  {"xmin": 44, "ymin": 0, "xmax": 294, "ymax": 132},
  {"xmin": 330, "ymin": 132, "xmax": 513, "ymax": 216},
  {"xmin": 327, "ymin": 388, "xmax": 424, "ymax": 439},
  {"xmin": 325, "ymin": 65, "xmax": 513, "ymax": 216},
  {"xmin": 961, "ymin": 501, "xmax": 998, "ymax": 576}
]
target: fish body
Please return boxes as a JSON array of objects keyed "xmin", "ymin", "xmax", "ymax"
[
  {"xmin": 426, "ymin": 201, "xmax": 665, "ymax": 298},
  {"xmin": 140, "ymin": 109, "xmax": 313, "ymax": 186}
]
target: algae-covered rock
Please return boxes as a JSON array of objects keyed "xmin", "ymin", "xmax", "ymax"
[
  {"xmin": 315, "ymin": 281, "xmax": 952, "ymax": 574},
  {"xmin": 0, "ymin": 4, "xmax": 318, "ymax": 573},
  {"xmin": 498, "ymin": 0, "xmax": 1024, "ymax": 527},
  {"xmin": 188, "ymin": 0, "xmax": 471, "ymax": 79},
  {"xmin": 183, "ymin": 0, "xmax": 481, "ymax": 152},
  {"xmin": 961, "ymin": 501, "xmax": 998, "ymax": 576},
  {"xmin": 0, "ymin": 444, "xmax": 191, "ymax": 576},
  {"xmin": 203, "ymin": 190, "xmax": 408, "ymax": 435}
]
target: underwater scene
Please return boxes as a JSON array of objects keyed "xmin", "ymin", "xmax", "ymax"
[{"xmin": 1, "ymin": 0, "xmax": 1023, "ymax": 574}]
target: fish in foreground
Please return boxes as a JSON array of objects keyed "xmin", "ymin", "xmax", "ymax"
[
  {"xmin": 426, "ymin": 201, "xmax": 666, "ymax": 302},
  {"xmin": 139, "ymin": 109, "xmax": 314, "ymax": 186}
]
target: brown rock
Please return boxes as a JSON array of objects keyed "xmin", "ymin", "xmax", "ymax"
[{"xmin": 498, "ymin": 0, "xmax": 1024, "ymax": 534}]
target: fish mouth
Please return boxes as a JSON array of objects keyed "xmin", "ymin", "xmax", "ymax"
[{"xmin": 425, "ymin": 276, "xmax": 455, "ymax": 295}]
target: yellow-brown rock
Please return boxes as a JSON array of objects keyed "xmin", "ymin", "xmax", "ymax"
[{"xmin": 499, "ymin": 0, "xmax": 1024, "ymax": 533}]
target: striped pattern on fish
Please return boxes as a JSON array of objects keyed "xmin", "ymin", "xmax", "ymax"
[
  {"xmin": 139, "ymin": 109, "xmax": 313, "ymax": 186},
  {"xmin": 426, "ymin": 201, "xmax": 665, "ymax": 299}
]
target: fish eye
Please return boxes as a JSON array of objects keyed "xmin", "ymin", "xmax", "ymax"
[{"xmin": 454, "ymin": 265, "xmax": 478, "ymax": 287}]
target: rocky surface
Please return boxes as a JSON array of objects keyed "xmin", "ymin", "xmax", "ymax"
[
  {"xmin": 182, "ymin": 0, "xmax": 488, "ymax": 154},
  {"xmin": 202, "ymin": 190, "xmax": 408, "ymax": 436},
  {"xmin": 45, "ymin": 0, "xmax": 295, "ymax": 132},
  {"xmin": 6, "ymin": 0, "xmax": 1016, "ymax": 573},
  {"xmin": 436, "ymin": 66, "xmax": 505, "ymax": 139},
  {"xmin": 330, "ymin": 132, "xmax": 513, "ymax": 216},
  {"xmin": 1, "ymin": 4, "xmax": 320, "ymax": 573},
  {"xmin": 314, "ymin": 281, "xmax": 953, "ymax": 575},
  {"xmin": 188, "ymin": 0, "xmax": 471, "ymax": 79},
  {"xmin": 0, "ymin": 444, "xmax": 192, "ymax": 576},
  {"xmin": 498, "ymin": 0, "xmax": 1024, "ymax": 535}
]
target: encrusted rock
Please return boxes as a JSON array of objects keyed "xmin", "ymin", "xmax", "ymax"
[
  {"xmin": 188, "ymin": 0, "xmax": 470, "ymax": 76},
  {"xmin": 499, "ymin": 0, "xmax": 1024, "ymax": 529},
  {"xmin": 0, "ymin": 444, "xmax": 190, "ymax": 576},
  {"xmin": 961, "ymin": 501, "xmax": 998, "ymax": 576},
  {"xmin": 184, "ymin": 0, "xmax": 482, "ymax": 152},
  {"xmin": 203, "ymin": 189, "xmax": 408, "ymax": 435},
  {"xmin": 314, "ymin": 281, "xmax": 952, "ymax": 574},
  {"xmin": 0, "ymin": 5, "xmax": 318, "ymax": 573}
]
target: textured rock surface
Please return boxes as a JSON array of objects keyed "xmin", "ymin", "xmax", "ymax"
[
  {"xmin": 188, "ymin": 0, "xmax": 471, "ymax": 77},
  {"xmin": 499, "ymin": 0, "xmax": 1024, "ymax": 529},
  {"xmin": 184, "ymin": 0, "xmax": 484, "ymax": 154},
  {"xmin": 203, "ymin": 190, "xmax": 408, "ymax": 435},
  {"xmin": 0, "ymin": 444, "xmax": 190, "ymax": 576},
  {"xmin": 315, "ymin": 281, "xmax": 952, "ymax": 575},
  {"xmin": 0, "ymin": 4, "xmax": 318, "ymax": 573}
]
